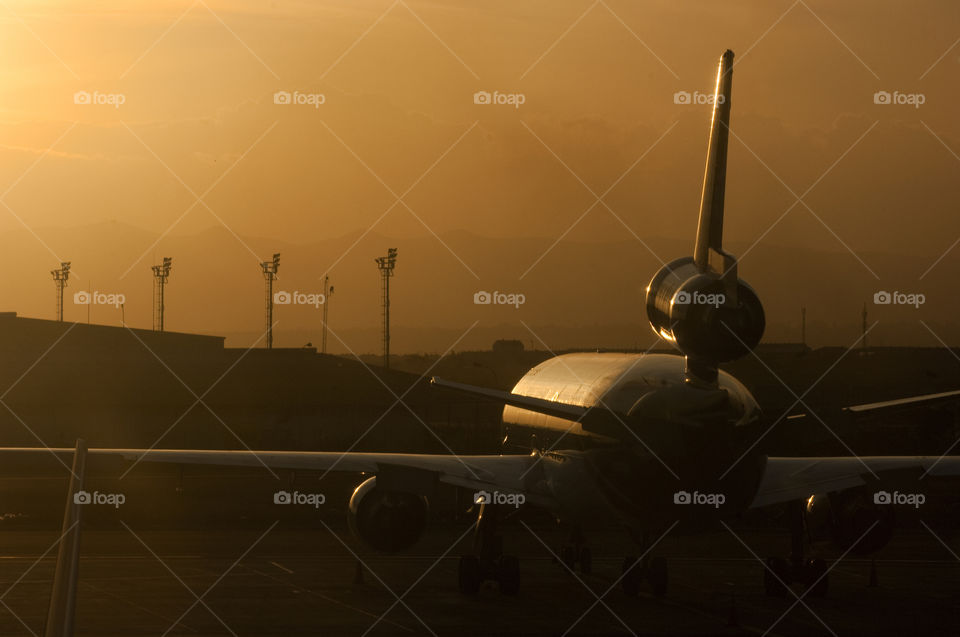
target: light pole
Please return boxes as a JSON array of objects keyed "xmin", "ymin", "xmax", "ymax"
[
  {"xmin": 261, "ymin": 253, "xmax": 281, "ymax": 349},
  {"xmin": 374, "ymin": 248, "xmax": 397, "ymax": 369},
  {"xmin": 152, "ymin": 257, "xmax": 172, "ymax": 331},
  {"xmin": 51, "ymin": 262, "xmax": 71, "ymax": 322}
]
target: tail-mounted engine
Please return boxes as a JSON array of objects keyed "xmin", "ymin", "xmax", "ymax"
[{"xmin": 646, "ymin": 256, "xmax": 765, "ymax": 367}]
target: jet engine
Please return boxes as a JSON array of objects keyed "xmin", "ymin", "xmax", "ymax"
[
  {"xmin": 646, "ymin": 256, "xmax": 765, "ymax": 366},
  {"xmin": 347, "ymin": 476, "xmax": 429, "ymax": 553},
  {"xmin": 806, "ymin": 491, "xmax": 895, "ymax": 555}
]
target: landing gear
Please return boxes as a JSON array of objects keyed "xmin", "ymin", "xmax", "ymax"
[
  {"xmin": 498, "ymin": 554, "xmax": 520, "ymax": 596},
  {"xmin": 619, "ymin": 530, "xmax": 669, "ymax": 597},
  {"xmin": 804, "ymin": 558, "xmax": 829, "ymax": 598},
  {"xmin": 558, "ymin": 527, "xmax": 593, "ymax": 575},
  {"xmin": 647, "ymin": 556, "xmax": 668, "ymax": 597},
  {"xmin": 458, "ymin": 503, "xmax": 520, "ymax": 596},
  {"xmin": 763, "ymin": 557, "xmax": 790, "ymax": 597},
  {"xmin": 763, "ymin": 500, "xmax": 829, "ymax": 598},
  {"xmin": 620, "ymin": 554, "xmax": 668, "ymax": 597},
  {"xmin": 763, "ymin": 557, "xmax": 829, "ymax": 598},
  {"xmin": 621, "ymin": 556, "xmax": 641, "ymax": 596},
  {"xmin": 558, "ymin": 545, "xmax": 593, "ymax": 574},
  {"xmin": 458, "ymin": 555, "xmax": 482, "ymax": 595},
  {"xmin": 579, "ymin": 547, "xmax": 593, "ymax": 575}
]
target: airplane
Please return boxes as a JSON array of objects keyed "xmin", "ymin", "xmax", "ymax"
[{"xmin": 10, "ymin": 51, "xmax": 960, "ymax": 617}]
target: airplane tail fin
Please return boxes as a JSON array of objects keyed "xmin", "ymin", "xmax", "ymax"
[
  {"xmin": 44, "ymin": 439, "xmax": 86, "ymax": 637},
  {"xmin": 694, "ymin": 49, "xmax": 738, "ymax": 295},
  {"xmin": 645, "ymin": 50, "xmax": 764, "ymax": 384}
]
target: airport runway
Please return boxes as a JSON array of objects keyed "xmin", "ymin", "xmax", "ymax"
[{"xmin": 0, "ymin": 523, "xmax": 956, "ymax": 636}]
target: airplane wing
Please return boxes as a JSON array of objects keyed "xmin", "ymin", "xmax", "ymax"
[
  {"xmin": 750, "ymin": 456, "xmax": 960, "ymax": 508},
  {"xmin": 9, "ymin": 446, "xmax": 960, "ymax": 514},
  {"xmin": 4, "ymin": 448, "xmax": 556, "ymax": 508}
]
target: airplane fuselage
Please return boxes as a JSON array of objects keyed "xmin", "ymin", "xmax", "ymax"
[
  {"xmin": 504, "ymin": 353, "xmax": 767, "ymax": 530},
  {"xmin": 503, "ymin": 352, "xmax": 760, "ymax": 444}
]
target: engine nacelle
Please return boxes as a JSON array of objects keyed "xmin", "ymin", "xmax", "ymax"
[
  {"xmin": 348, "ymin": 476, "xmax": 429, "ymax": 553},
  {"xmin": 806, "ymin": 491, "xmax": 895, "ymax": 556},
  {"xmin": 645, "ymin": 257, "xmax": 765, "ymax": 364}
]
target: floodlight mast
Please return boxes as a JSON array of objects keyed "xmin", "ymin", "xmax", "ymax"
[
  {"xmin": 374, "ymin": 248, "xmax": 397, "ymax": 369},
  {"xmin": 151, "ymin": 257, "xmax": 173, "ymax": 332},
  {"xmin": 261, "ymin": 253, "xmax": 280, "ymax": 349},
  {"xmin": 51, "ymin": 262, "xmax": 71, "ymax": 322}
]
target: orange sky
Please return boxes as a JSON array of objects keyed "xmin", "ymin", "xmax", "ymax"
[{"xmin": 0, "ymin": 1, "xmax": 958, "ymax": 351}]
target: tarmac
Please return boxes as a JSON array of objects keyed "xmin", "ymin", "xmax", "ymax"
[{"xmin": 0, "ymin": 522, "xmax": 956, "ymax": 636}]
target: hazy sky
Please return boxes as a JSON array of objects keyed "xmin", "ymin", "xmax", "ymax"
[{"xmin": 0, "ymin": 1, "xmax": 958, "ymax": 351}]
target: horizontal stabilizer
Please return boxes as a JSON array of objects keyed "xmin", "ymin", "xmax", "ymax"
[
  {"xmin": 430, "ymin": 377, "xmax": 589, "ymax": 421},
  {"xmin": 430, "ymin": 377, "xmax": 635, "ymax": 439},
  {"xmin": 844, "ymin": 388, "xmax": 960, "ymax": 413}
]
